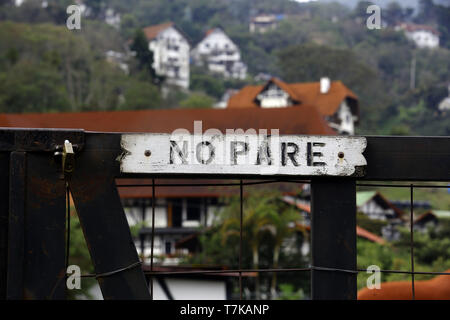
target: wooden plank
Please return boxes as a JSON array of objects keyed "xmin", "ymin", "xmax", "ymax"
[
  {"xmin": 6, "ymin": 151, "xmax": 66, "ymax": 299},
  {"xmin": 7, "ymin": 152, "xmax": 26, "ymax": 299},
  {"xmin": 364, "ymin": 136, "xmax": 450, "ymax": 181},
  {"xmin": 0, "ymin": 152, "xmax": 9, "ymax": 299},
  {"xmin": 0, "ymin": 128, "xmax": 84, "ymax": 152},
  {"xmin": 121, "ymin": 134, "xmax": 367, "ymax": 177},
  {"xmin": 311, "ymin": 178, "xmax": 357, "ymax": 300},
  {"xmin": 23, "ymin": 152, "xmax": 66, "ymax": 299}
]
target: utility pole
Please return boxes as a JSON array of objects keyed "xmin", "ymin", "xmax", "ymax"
[{"xmin": 410, "ymin": 51, "xmax": 416, "ymax": 90}]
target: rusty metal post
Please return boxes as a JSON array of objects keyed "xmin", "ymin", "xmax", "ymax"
[
  {"xmin": 7, "ymin": 151, "xmax": 67, "ymax": 299},
  {"xmin": 68, "ymin": 133, "xmax": 150, "ymax": 299},
  {"xmin": 0, "ymin": 152, "xmax": 9, "ymax": 299},
  {"xmin": 311, "ymin": 178, "xmax": 357, "ymax": 300},
  {"xmin": 6, "ymin": 152, "xmax": 26, "ymax": 299}
]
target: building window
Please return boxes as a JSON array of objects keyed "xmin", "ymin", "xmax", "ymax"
[
  {"xmin": 186, "ymin": 198, "xmax": 202, "ymax": 221},
  {"xmin": 165, "ymin": 241, "xmax": 172, "ymax": 254},
  {"xmin": 258, "ymin": 83, "xmax": 286, "ymax": 99}
]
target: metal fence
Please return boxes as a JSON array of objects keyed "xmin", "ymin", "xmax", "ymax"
[{"xmin": 1, "ymin": 129, "xmax": 449, "ymax": 300}]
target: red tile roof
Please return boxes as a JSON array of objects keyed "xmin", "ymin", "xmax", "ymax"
[
  {"xmin": 117, "ymin": 179, "xmax": 302, "ymax": 199},
  {"xmin": 356, "ymin": 226, "xmax": 386, "ymax": 245},
  {"xmin": 143, "ymin": 22, "xmax": 174, "ymax": 40},
  {"xmin": 227, "ymin": 78, "xmax": 359, "ymax": 119},
  {"xmin": 0, "ymin": 106, "xmax": 335, "ymax": 135},
  {"xmin": 296, "ymin": 223, "xmax": 386, "ymax": 245},
  {"xmin": 414, "ymin": 211, "xmax": 438, "ymax": 224},
  {"xmin": 399, "ymin": 23, "xmax": 440, "ymax": 36}
]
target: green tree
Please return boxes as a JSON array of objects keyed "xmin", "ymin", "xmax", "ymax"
[
  {"xmin": 265, "ymin": 205, "xmax": 298, "ymax": 297},
  {"xmin": 192, "ymin": 190, "xmax": 303, "ymax": 299},
  {"xmin": 218, "ymin": 192, "xmax": 276, "ymax": 299},
  {"xmin": 130, "ymin": 29, "xmax": 162, "ymax": 84},
  {"xmin": 277, "ymin": 43, "xmax": 389, "ymax": 133},
  {"xmin": 123, "ymin": 80, "xmax": 162, "ymax": 109},
  {"xmin": 179, "ymin": 92, "xmax": 215, "ymax": 109},
  {"xmin": 190, "ymin": 71, "xmax": 226, "ymax": 98},
  {"xmin": 0, "ymin": 61, "xmax": 70, "ymax": 113}
]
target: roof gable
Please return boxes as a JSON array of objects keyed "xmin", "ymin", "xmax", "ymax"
[
  {"xmin": 357, "ymin": 191, "xmax": 405, "ymax": 219},
  {"xmin": 199, "ymin": 27, "xmax": 237, "ymax": 48},
  {"xmin": 227, "ymin": 79, "xmax": 359, "ymax": 117},
  {"xmin": 143, "ymin": 22, "xmax": 174, "ymax": 40}
]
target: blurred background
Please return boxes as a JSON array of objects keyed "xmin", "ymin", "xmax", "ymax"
[{"xmin": 0, "ymin": 0, "xmax": 449, "ymax": 300}]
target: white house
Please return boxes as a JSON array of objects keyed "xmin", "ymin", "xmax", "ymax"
[
  {"xmin": 123, "ymin": 196, "xmax": 221, "ymax": 264},
  {"xmin": 143, "ymin": 22, "xmax": 190, "ymax": 89},
  {"xmin": 191, "ymin": 28, "xmax": 247, "ymax": 79},
  {"xmin": 356, "ymin": 191, "xmax": 405, "ymax": 222},
  {"xmin": 249, "ymin": 14, "xmax": 284, "ymax": 34},
  {"xmin": 227, "ymin": 77, "xmax": 360, "ymax": 135},
  {"xmin": 438, "ymin": 84, "xmax": 450, "ymax": 112},
  {"xmin": 396, "ymin": 23, "xmax": 440, "ymax": 49},
  {"xmin": 104, "ymin": 8, "xmax": 121, "ymax": 29}
]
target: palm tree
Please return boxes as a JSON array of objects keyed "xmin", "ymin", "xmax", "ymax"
[
  {"xmin": 218, "ymin": 191, "xmax": 278, "ymax": 299},
  {"xmin": 265, "ymin": 205, "xmax": 299, "ymax": 298}
]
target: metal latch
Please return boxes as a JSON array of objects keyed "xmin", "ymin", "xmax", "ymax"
[{"xmin": 62, "ymin": 140, "xmax": 75, "ymax": 178}]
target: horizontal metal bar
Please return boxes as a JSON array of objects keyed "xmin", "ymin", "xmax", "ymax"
[
  {"xmin": 77, "ymin": 268, "xmax": 450, "ymax": 278},
  {"xmin": 116, "ymin": 180, "xmax": 311, "ymax": 188},
  {"xmin": 116, "ymin": 134, "xmax": 450, "ymax": 181},
  {"xmin": 0, "ymin": 128, "xmax": 84, "ymax": 152},
  {"xmin": 116, "ymin": 182, "xmax": 449, "ymax": 188},
  {"xmin": 2, "ymin": 130, "xmax": 449, "ymax": 180},
  {"xmin": 363, "ymin": 136, "xmax": 450, "ymax": 181},
  {"xmin": 356, "ymin": 269, "xmax": 450, "ymax": 276},
  {"xmin": 80, "ymin": 268, "xmax": 312, "ymax": 278},
  {"xmin": 356, "ymin": 183, "xmax": 449, "ymax": 188}
]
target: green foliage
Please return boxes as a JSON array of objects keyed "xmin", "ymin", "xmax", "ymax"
[
  {"xmin": 356, "ymin": 212, "xmax": 388, "ymax": 236},
  {"xmin": 0, "ymin": 60, "xmax": 70, "ymax": 112},
  {"xmin": 0, "ymin": 21, "xmax": 162, "ymax": 113},
  {"xmin": 276, "ymin": 43, "xmax": 389, "ymax": 132},
  {"xmin": 179, "ymin": 92, "xmax": 215, "ymax": 109},
  {"xmin": 188, "ymin": 190, "xmax": 309, "ymax": 298},
  {"xmin": 66, "ymin": 212, "xmax": 96, "ymax": 299},
  {"xmin": 123, "ymin": 79, "xmax": 162, "ymax": 109},
  {"xmin": 130, "ymin": 29, "xmax": 162, "ymax": 84},
  {"xmin": 357, "ymin": 219, "xmax": 450, "ymax": 290},
  {"xmin": 1, "ymin": 0, "xmax": 450, "ymax": 134},
  {"xmin": 190, "ymin": 71, "xmax": 225, "ymax": 98},
  {"xmin": 277, "ymin": 284, "xmax": 305, "ymax": 300}
]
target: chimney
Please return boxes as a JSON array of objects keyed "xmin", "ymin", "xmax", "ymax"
[{"xmin": 320, "ymin": 77, "xmax": 331, "ymax": 94}]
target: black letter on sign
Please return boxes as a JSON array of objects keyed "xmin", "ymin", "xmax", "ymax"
[
  {"xmin": 170, "ymin": 140, "xmax": 188, "ymax": 164},
  {"xmin": 196, "ymin": 141, "xmax": 215, "ymax": 165},
  {"xmin": 256, "ymin": 140, "xmax": 272, "ymax": 165},
  {"xmin": 231, "ymin": 141, "xmax": 249, "ymax": 165},
  {"xmin": 281, "ymin": 142, "xmax": 299, "ymax": 166},
  {"xmin": 307, "ymin": 142, "xmax": 326, "ymax": 166}
]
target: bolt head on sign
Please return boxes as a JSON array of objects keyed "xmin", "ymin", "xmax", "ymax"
[{"xmin": 120, "ymin": 133, "xmax": 367, "ymax": 177}]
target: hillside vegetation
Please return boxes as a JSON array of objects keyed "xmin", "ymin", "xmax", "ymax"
[{"xmin": 0, "ymin": 0, "xmax": 449, "ymax": 135}]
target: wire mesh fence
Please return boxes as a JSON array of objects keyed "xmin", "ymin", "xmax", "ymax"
[{"xmin": 66, "ymin": 179, "xmax": 450, "ymax": 300}]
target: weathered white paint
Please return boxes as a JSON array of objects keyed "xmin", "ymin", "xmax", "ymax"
[{"xmin": 120, "ymin": 134, "xmax": 367, "ymax": 177}]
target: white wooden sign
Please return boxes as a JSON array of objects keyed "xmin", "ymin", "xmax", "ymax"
[{"xmin": 120, "ymin": 134, "xmax": 367, "ymax": 177}]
